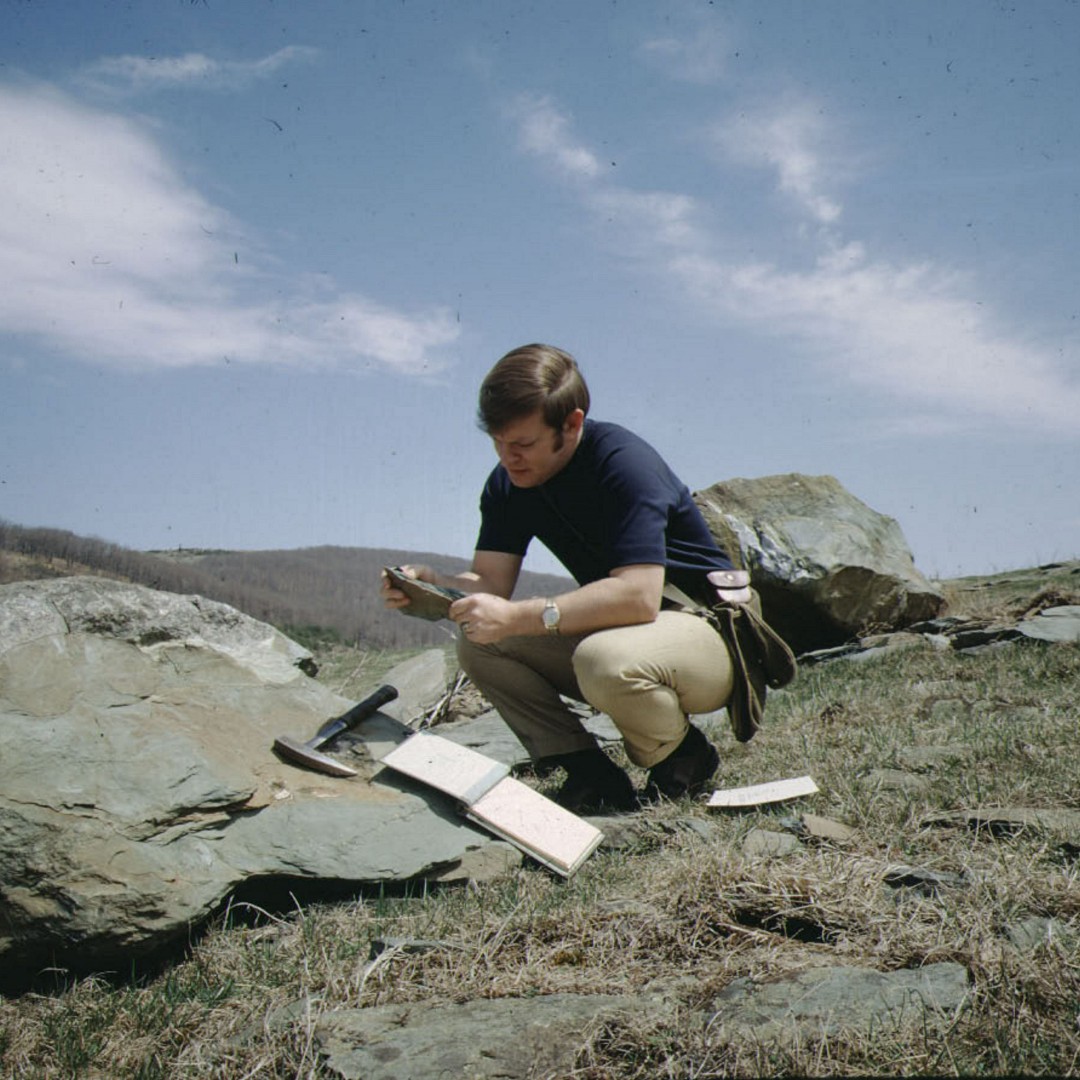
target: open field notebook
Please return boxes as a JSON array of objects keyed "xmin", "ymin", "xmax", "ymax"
[
  {"xmin": 379, "ymin": 731, "xmax": 510, "ymax": 805},
  {"xmin": 465, "ymin": 776, "xmax": 604, "ymax": 877},
  {"xmin": 380, "ymin": 732, "xmax": 604, "ymax": 876}
]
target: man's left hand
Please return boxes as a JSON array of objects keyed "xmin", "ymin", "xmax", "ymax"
[{"xmin": 449, "ymin": 593, "xmax": 519, "ymax": 645}]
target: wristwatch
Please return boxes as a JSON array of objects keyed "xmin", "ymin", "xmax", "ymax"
[{"xmin": 542, "ymin": 598, "xmax": 561, "ymax": 635}]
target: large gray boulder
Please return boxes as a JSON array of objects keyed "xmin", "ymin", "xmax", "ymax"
[
  {"xmin": 0, "ymin": 578, "xmax": 506, "ymax": 986},
  {"xmin": 695, "ymin": 474, "xmax": 945, "ymax": 652}
]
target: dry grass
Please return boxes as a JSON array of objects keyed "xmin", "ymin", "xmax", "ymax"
[
  {"xmin": 2, "ymin": 570, "xmax": 1080, "ymax": 1077},
  {"xmin": 937, "ymin": 558, "xmax": 1080, "ymax": 623}
]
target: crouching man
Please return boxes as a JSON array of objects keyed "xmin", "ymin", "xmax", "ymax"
[{"xmin": 382, "ymin": 343, "xmax": 736, "ymax": 812}]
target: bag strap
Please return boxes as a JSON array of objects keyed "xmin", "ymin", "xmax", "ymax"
[
  {"xmin": 662, "ymin": 580, "xmax": 702, "ymax": 612},
  {"xmin": 664, "ymin": 580, "xmax": 797, "ymax": 690}
]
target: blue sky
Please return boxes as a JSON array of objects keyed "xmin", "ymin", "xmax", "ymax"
[{"xmin": 2, "ymin": 0, "xmax": 1077, "ymax": 581}]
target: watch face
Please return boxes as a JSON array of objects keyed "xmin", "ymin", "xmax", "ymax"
[{"xmin": 543, "ymin": 603, "xmax": 559, "ymax": 629}]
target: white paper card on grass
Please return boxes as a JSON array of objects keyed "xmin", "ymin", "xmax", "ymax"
[
  {"xmin": 707, "ymin": 775, "xmax": 819, "ymax": 808},
  {"xmin": 380, "ymin": 732, "xmax": 509, "ymax": 805},
  {"xmin": 466, "ymin": 776, "xmax": 604, "ymax": 877}
]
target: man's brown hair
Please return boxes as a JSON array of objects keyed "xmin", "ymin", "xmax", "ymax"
[{"xmin": 477, "ymin": 344, "xmax": 591, "ymax": 434}]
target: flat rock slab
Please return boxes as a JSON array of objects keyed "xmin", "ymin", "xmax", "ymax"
[
  {"xmin": 703, "ymin": 963, "xmax": 970, "ymax": 1047},
  {"xmin": 1018, "ymin": 606, "xmax": 1080, "ymax": 643},
  {"xmin": 927, "ymin": 807, "xmax": 1080, "ymax": 837},
  {"xmin": 313, "ymin": 993, "xmax": 641, "ymax": 1080}
]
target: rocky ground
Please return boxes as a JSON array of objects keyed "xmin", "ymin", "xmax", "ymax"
[{"xmin": 1, "ymin": 560, "xmax": 1078, "ymax": 1077}]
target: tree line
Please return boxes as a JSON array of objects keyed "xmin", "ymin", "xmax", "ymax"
[{"xmin": 0, "ymin": 521, "xmax": 571, "ymax": 649}]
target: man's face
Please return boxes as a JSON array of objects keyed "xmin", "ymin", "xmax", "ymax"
[{"xmin": 491, "ymin": 409, "xmax": 583, "ymax": 488}]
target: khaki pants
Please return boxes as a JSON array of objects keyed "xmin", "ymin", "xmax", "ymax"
[{"xmin": 456, "ymin": 610, "xmax": 734, "ymax": 768}]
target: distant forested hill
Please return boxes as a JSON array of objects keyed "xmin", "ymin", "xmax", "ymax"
[{"xmin": 0, "ymin": 522, "xmax": 572, "ymax": 648}]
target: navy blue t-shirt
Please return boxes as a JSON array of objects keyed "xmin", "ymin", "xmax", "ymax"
[{"xmin": 476, "ymin": 419, "xmax": 733, "ymax": 600}]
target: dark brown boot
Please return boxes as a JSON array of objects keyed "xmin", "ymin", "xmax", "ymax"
[
  {"xmin": 642, "ymin": 724, "xmax": 719, "ymax": 803},
  {"xmin": 539, "ymin": 748, "xmax": 638, "ymax": 813}
]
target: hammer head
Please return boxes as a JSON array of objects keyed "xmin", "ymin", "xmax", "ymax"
[{"xmin": 273, "ymin": 734, "xmax": 359, "ymax": 777}]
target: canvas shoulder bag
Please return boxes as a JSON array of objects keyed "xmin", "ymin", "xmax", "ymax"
[{"xmin": 663, "ymin": 572, "xmax": 797, "ymax": 743}]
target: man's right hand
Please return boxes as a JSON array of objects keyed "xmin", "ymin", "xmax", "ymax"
[
  {"xmin": 380, "ymin": 564, "xmax": 435, "ymax": 610},
  {"xmin": 381, "ymin": 552, "xmax": 523, "ymax": 612}
]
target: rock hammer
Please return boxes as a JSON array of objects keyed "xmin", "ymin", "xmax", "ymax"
[{"xmin": 273, "ymin": 683, "xmax": 398, "ymax": 777}]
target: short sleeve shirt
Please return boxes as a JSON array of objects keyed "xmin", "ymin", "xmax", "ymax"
[{"xmin": 475, "ymin": 419, "xmax": 733, "ymax": 599}]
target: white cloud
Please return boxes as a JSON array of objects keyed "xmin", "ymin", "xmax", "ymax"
[
  {"xmin": 510, "ymin": 95, "xmax": 711, "ymax": 255},
  {"xmin": 589, "ymin": 188, "xmax": 707, "ymax": 254},
  {"xmin": 510, "ymin": 95, "xmax": 1080, "ymax": 435},
  {"xmin": 79, "ymin": 46, "xmax": 319, "ymax": 93},
  {"xmin": 714, "ymin": 101, "xmax": 844, "ymax": 224},
  {"xmin": 671, "ymin": 251, "xmax": 1080, "ymax": 431},
  {"xmin": 509, "ymin": 95, "xmax": 602, "ymax": 180},
  {"xmin": 640, "ymin": 21, "xmax": 730, "ymax": 84},
  {"xmin": 276, "ymin": 294, "xmax": 461, "ymax": 376},
  {"xmin": 0, "ymin": 83, "xmax": 458, "ymax": 375}
]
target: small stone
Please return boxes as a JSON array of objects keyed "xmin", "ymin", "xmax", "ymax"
[
  {"xmin": 883, "ymin": 865, "xmax": 968, "ymax": 895},
  {"xmin": 865, "ymin": 768, "xmax": 930, "ymax": 793},
  {"xmin": 743, "ymin": 829, "xmax": 801, "ymax": 857},
  {"xmin": 800, "ymin": 814, "xmax": 856, "ymax": 844},
  {"xmin": 1005, "ymin": 916, "xmax": 1073, "ymax": 952}
]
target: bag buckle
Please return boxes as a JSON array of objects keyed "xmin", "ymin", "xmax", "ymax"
[{"xmin": 708, "ymin": 568, "xmax": 752, "ymax": 606}]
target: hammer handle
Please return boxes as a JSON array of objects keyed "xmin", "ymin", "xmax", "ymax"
[{"xmin": 312, "ymin": 683, "xmax": 398, "ymax": 746}]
